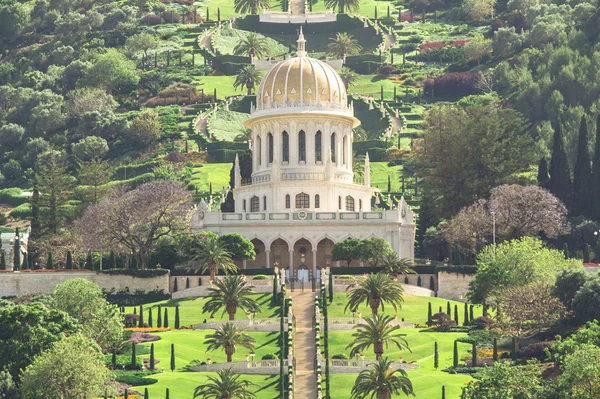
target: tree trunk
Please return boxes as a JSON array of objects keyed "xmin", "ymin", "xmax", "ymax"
[
  {"xmin": 374, "ymin": 341, "xmax": 384, "ymax": 360},
  {"xmin": 226, "ymin": 347, "xmax": 234, "ymax": 362},
  {"xmin": 340, "ymin": 0, "xmax": 345, "ymax": 13},
  {"xmin": 369, "ymin": 297, "xmax": 380, "ymax": 315},
  {"xmin": 227, "ymin": 303, "xmax": 237, "ymax": 320},
  {"xmin": 377, "ymin": 389, "xmax": 391, "ymax": 399},
  {"xmin": 210, "ymin": 263, "xmax": 218, "ymax": 280}
]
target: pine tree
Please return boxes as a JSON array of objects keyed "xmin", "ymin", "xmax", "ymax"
[
  {"xmin": 453, "ymin": 304, "xmax": 459, "ymax": 325},
  {"xmin": 174, "ymin": 306, "xmax": 180, "ymax": 329},
  {"xmin": 66, "ymin": 251, "xmax": 73, "ymax": 269},
  {"xmin": 493, "ymin": 337, "xmax": 498, "ymax": 362},
  {"xmin": 434, "ymin": 341, "xmax": 439, "ymax": 369},
  {"xmin": 35, "ymin": 150, "xmax": 73, "ymax": 234},
  {"xmin": 157, "ymin": 305, "xmax": 162, "ymax": 328},
  {"xmin": 0, "ymin": 251, "xmax": 6, "ymax": 270},
  {"xmin": 150, "ymin": 343, "xmax": 155, "ymax": 370},
  {"xmin": 139, "ymin": 305, "xmax": 144, "ymax": 327},
  {"xmin": 47, "ymin": 251, "xmax": 54, "ymax": 269},
  {"xmin": 471, "ymin": 342, "xmax": 477, "ymax": 366},
  {"xmin": 463, "ymin": 302, "xmax": 469, "ymax": 326},
  {"xmin": 164, "ymin": 308, "xmax": 169, "ymax": 328},
  {"xmin": 548, "ymin": 123, "xmax": 572, "ymax": 209},
  {"xmin": 573, "ymin": 116, "xmax": 592, "ymax": 216},
  {"xmin": 415, "ymin": 191, "xmax": 439, "ymax": 257},
  {"xmin": 427, "ymin": 302, "xmax": 432, "ymax": 325},
  {"xmin": 131, "ymin": 342, "xmax": 137, "ymax": 369},
  {"xmin": 85, "ymin": 252, "xmax": 93, "ymax": 270},
  {"xmin": 592, "ymin": 114, "xmax": 600, "ymax": 219},
  {"xmin": 170, "ymin": 344, "xmax": 175, "ymax": 371},
  {"xmin": 453, "ymin": 340, "xmax": 458, "ymax": 368},
  {"xmin": 537, "ymin": 157, "xmax": 550, "ymax": 188},
  {"xmin": 148, "ymin": 308, "xmax": 153, "ymax": 327}
]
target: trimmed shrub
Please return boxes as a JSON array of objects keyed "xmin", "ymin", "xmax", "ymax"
[
  {"xmin": 98, "ymin": 269, "xmax": 169, "ymax": 278},
  {"xmin": 424, "ymin": 72, "xmax": 483, "ymax": 99},
  {"xmin": 519, "ymin": 341, "xmax": 554, "ymax": 361},
  {"xmin": 9, "ymin": 203, "xmax": 31, "ymax": 219},
  {"xmin": 331, "ymin": 354, "xmax": 348, "ymax": 359},
  {"xmin": 124, "ymin": 314, "xmax": 140, "ymax": 328},
  {"xmin": 252, "ymin": 274, "xmax": 269, "ymax": 280},
  {"xmin": 113, "ymin": 370, "xmax": 158, "ymax": 386},
  {"xmin": 261, "ymin": 354, "xmax": 277, "ymax": 360}
]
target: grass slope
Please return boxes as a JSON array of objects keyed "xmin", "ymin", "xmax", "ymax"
[
  {"xmin": 208, "ymin": 110, "xmax": 250, "ymax": 141},
  {"xmin": 189, "ymin": 163, "xmax": 232, "ymax": 192}
]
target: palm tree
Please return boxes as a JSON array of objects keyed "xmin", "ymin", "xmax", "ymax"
[
  {"xmin": 327, "ymin": 33, "xmax": 362, "ymax": 59},
  {"xmin": 193, "ymin": 368, "xmax": 257, "ymax": 399},
  {"xmin": 233, "ymin": 0, "xmax": 271, "ymax": 15},
  {"xmin": 381, "ymin": 253, "xmax": 414, "ymax": 276},
  {"xmin": 339, "ymin": 67, "xmax": 359, "ymax": 90},
  {"xmin": 204, "ymin": 322, "xmax": 256, "ymax": 363},
  {"xmin": 234, "ymin": 65, "xmax": 262, "ymax": 95},
  {"xmin": 233, "ymin": 33, "xmax": 271, "ymax": 61},
  {"xmin": 346, "ymin": 314, "xmax": 410, "ymax": 360},
  {"xmin": 351, "ymin": 357, "xmax": 415, "ymax": 399},
  {"xmin": 324, "ymin": 0, "xmax": 360, "ymax": 14},
  {"xmin": 190, "ymin": 234, "xmax": 238, "ymax": 280},
  {"xmin": 203, "ymin": 275, "xmax": 262, "ymax": 320},
  {"xmin": 345, "ymin": 273, "xmax": 405, "ymax": 315}
]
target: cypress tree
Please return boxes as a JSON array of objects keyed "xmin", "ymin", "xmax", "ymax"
[
  {"xmin": 173, "ymin": 278, "xmax": 178, "ymax": 292},
  {"xmin": 453, "ymin": 340, "xmax": 458, "ymax": 368},
  {"xmin": 469, "ymin": 305, "xmax": 474, "ymax": 321},
  {"xmin": 21, "ymin": 252, "xmax": 28, "ymax": 270},
  {"xmin": 417, "ymin": 275, "xmax": 422, "ymax": 286},
  {"xmin": 85, "ymin": 252, "xmax": 93, "ymax": 270},
  {"xmin": 272, "ymin": 275, "xmax": 277, "ymax": 304},
  {"xmin": 134, "ymin": 307, "xmax": 137, "ymax": 314},
  {"xmin": 429, "ymin": 276, "xmax": 435, "ymax": 291},
  {"xmin": 463, "ymin": 302, "xmax": 469, "ymax": 325},
  {"xmin": 564, "ymin": 242, "xmax": 570, "ymax": 259},
  {"xmin": 131, "ymin": 342, "xmax": 137, "ymax": 369},
  {"xmin": 111, "ymin": 351, "xmax": 117, "ymax": 369},
  {"xmin": 548, "ymin": 122, "xmax": 572, "ymax": 209},
  {"xmin": 573, "ymin": 116, "xmax": 592, "ymax": 217},
  {"xmin": 415, "ymin": 191, "xmax": 439, "ymax": 257},
  {"xmin": 427, "ymin": 302, "xmax": 432, "ymax": 325},
  {"xmin": 186, "ymin": 277, "xmax": 190, "ymax": 289},
  {"xmin": 493, "ymin": 337, "xmax": 498, "ymax": 362},
  {"xmin": 150, "ymin": 343, "xmax": 155, "ymax": 370},
  {"xmin": 329, "ymin": 272, "xmax": 333, "ymax": 303},
  {"xmin": 439, "ymin": 306, "xmax": 442, "ymax": 313},
  {"xmin": 471, "ymin": 342, "xmax": 477, "ymax": 366},
  {"xmin": 380, "ymin": 85, "xmax": 384, "ymax": 101},
  {"xmin": 165, "ymin": 388, "xmax": 170, "ymax": 399},
  {"xmin": 139, "ymin": 305, "xmax": 144, "ymax": 327},
  {"xmin": 148, "ymin": 308, "xmax": 153, "ymax": 327},
  {"xmin": 453, "ymin": 304, "xmax": 459, "ymax": 325},
  {"xmin": 164, "ymin": 308, "xmax": 169, "ymax": 328},
  {"xmin": 592, "ymin": 114, "xmax": 600, "ymax": 219},
  {"xmin": 30, "ymin": 185, "xmax": 41, "ymax": 240},
  {"xmin": 537, "ymin": 157, "xmax": 550, "ymax": 188},
  {"xmin": 170, "ymin": 344, "xmax": 175, "ymax": 371},
  {"xmin": 584, "ymin": 243, "xmax": 592, "ymax": 263},
  {"xmin": 404, "ymin": 276, "xmax": 409, "ymax": 284},
  {"xmin": 66, "ymin": 251, "xmax": 73, "ymax": 269},
  {"xmin": 157, "ymin": 305, "xmax": 162, "ymax": 328},
  {"xmin": 47, "ymin": 251, "xmax": 54, "ymax": 269},
  {"xmin": 217, "ymin": 7, "xmax": 220, "ymax": 21},
  {"xmin": 0, "ymin": 251, "xmax": 6, "ymax": 270},
  {"xmin": 13, "ymin": 227, "xmax": 20, "ymax": 271},
  {"xmin": 446, "ymin": 301, "xmax": 451, "ymax": 316},
  {"xmin": 124, "ymin": 389, "xmax": 129, "ymax": 399},
  {"xmin": 511, "ymin": 336, "xmax": 517, "ymax": 361},
  {"xmin": 213, "ymin": 88, "xmax": 217, "ymax": 102},
  {"xmin": 387, "ymin": 175, "xmax": 391, "ymax": 192},
  {"xmin": 442, "ymin": 386, "xmax": 446, "ymax": 399},
  {"xmin": 109, "ymin": 251, "xmax": 116, "ymax": 269},
  {"xmin": 144, "ymin": 388, "xmax": 149, "ymax": 399},
  {"xmin": 434, "ymin": 341, "xmax": 439, "ymax": 369},
  {"xmin": 174, "ymin": 306, "xmax": 180, "ymax": 329}
]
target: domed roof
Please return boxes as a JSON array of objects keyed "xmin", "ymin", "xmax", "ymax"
[{"xmin": 250, "ymin": 28, "xmax": 354, "ymax": 121}]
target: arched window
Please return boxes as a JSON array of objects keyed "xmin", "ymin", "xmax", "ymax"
[
  {"xmin": 315, "ymin": 131, "xmax": 322, "ymax": 162},
  {"xmin": 346, "ymin": 196, "xmax": 355, "ymax": 211},
  {"xmin": 298, "ymin": 130, "xmax": 306, "ymax": 162},
  {"xmin": 243, "ymin": 199, "xmax": 247, "ymax": 212},
  {"xmin": 295, "ymin": 192, "xmax": 310, "ymax": 209},
  {"xmin": 285, "ymin": 194, "xmax": 291, "ymax": 209},
  {"xmin": 268, "ymin": 133, "xmax": 273, "ymax": 163},
  {"xmin": 257, "ymin": 136, "xmax": 262, "ymax": 166},
  {"xmin": 331, "ymin": 133, "xmax": 336, "ymax": 162},
  {"xmin": 282, "ymin": 131, "xmax": 289, "ymax": 162},
  {"xmin": 250, "ymin": 196, "xmax": 260, "ymax": 212},
  {"xmin": 315, "ymin": 194, "xmax": 320, "ymax": 208},
  {"xmin": 338, "ymin": 196, "xmax": 342, "ymax": 210},
  {"xmin": 263, "ymin": 196, "xmax": 267, "ymax": 211}
]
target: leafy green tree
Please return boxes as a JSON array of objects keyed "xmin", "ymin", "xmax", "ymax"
[
  {"xmin": 0, "ymin": 123, "xmax": 24, "ymax": 151},
  {"xmin": 592, "ymin": 114, "xmax": 600, "ymax": 220},
  {"xmin": 492, "ymin": 27, "xmax": 523, "ymax": 58},
  {"xmin": 77, "ymin": 157, "xmax": 112, "ymax": 203},
  {"xmin": 332, "ymin": 238, "xmax": 362, "ymax": 267},
  {"xmin": 204, "ymin": 322, "xmax": 256, "ymax": 363},
  {"xmin": 553, "ymin": 268, "xmax": 589, "ymax": 309},
  {"xmin": 461, "ymin": 362, "xmax": 543, "ymax": 398},
  {"xmin": 463, "ymin": 35, "xmax": 492, "ymax": 64},
  {"xmin": 71, "ymin": 136, "xmax": 109, "ymax": 161},
  {"xmin": 571, "ymin": 275, "xmax": 600, "ymax": 323},
  {"xmin": 0, "ymin": 303, "xmax": 79, "ymax": 381},
  {"xmin": 324, "ymin": 0, "xmax": 360, "ymax": 13},
  {"xmin": 203, "ymin": 275, "xmax": 261, "ymax": 320},
  {"xmin": 0, "ymin": 4, "xmax": 29, "ymax": 45},
  {"xmin": 20, "ymin": 334, "xmax": 114, "ymax": 399},
  {"xmin": 548, "ymin": 123, "xmax": 572, "ymax": 210},
  {"xmin": 551, "ymin": 320, "xmax": 600, "ymax": 366},
  {"xmin": 347, "ymin": 314, "xmax": 410, "ymax": 360},
  {"xmin": 462, "ymin": 0, "xmax": 496, "ymax": 21},
  {"xmin": 558, "ymin": 345, "xmax": 600, "ymax": 398},
  {"xmin": 327, "ymin": 33, "xmax": 362, "ymax": 59},
  {"xmin": 346, "ymin": 273, "xmax": 404, "ymax": 315},
  {"xmin": 189, "ymin": 234, "xmax": 238, "ymax": 280},
  {"xmin": 233, "ymin": 65, "xmax": 262, "ymax": 95},
  {"xmin": 359, "ymin": 237, "xmax": 394, "ymax": 267},
  {"xmin": 218, "ymin": 233, "xmax": 256, "ymax": 262},
  {"xmin": 35, "ymin": 150, "xmax": 74, "ymax": 234},
  {"xmin": 0, "ymin": 369, "xmax": 17, "ymax": 399},
  {"xmin": 85, "ymin": 49, "xmax": 140, "ymax": 94},
  {"xmin": 125, "ymin": 33, "xmax": 159, "ymax": 61},
  {"xmin": 233, "ymin": 32, "xmax": 271, "ymax": 59},
  {"xmin": 468, "ymin": 237, "xmax": 581, "ymax": 304},
  {"xmin": 53, "ymin": 278, "xmax": 123, "ymax": 352},
  {"xmin": 128, "ymin": 109, "xmax": 161, "ymax": 148},
  {"xmin": 193, "ymin": 368, "xmax": 256, "ymax": 399},
  {"xmin": 233, "ymin": 0, "xmax": 270, "ymax": 15},
  {"xmin": 67, "ymin": 88, "xmax": 116, "ymax": 119},
  {"xmin": 572, "ymin": 116, "xmax": 592, "ymax": 217},
  {"xmin": 351, "ymin": 357, "xmax": 414, "ymax": 399}
]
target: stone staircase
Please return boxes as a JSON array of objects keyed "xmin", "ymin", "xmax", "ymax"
[{"xmin": 289, "ymin": 291, "xmax": 318, "ymax": 399}]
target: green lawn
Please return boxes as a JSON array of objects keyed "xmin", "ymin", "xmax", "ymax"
[
  {"xmin": 309, "ymin": 0, "xmax": 397, "ymax": 19},
  {"xmin": 189, "ymin": 163, "xmax": 232, "ymax": 192},
  {"xmin": 196, "ymin": 0, "xmax": 283, "ymax": 19},
  {"xmin": 350, "ymin": 75, "xmax": 401, "ymax": 100},
  {"xmin": 370, "ymin": 162, "xmax": 403, "ymax": 192},
  {"xmin": 207, "ymin": 110, "xmax": 250, "ymax": 141},
  {"xmin": 213, "ymin": 27, "xmax": 288, "ymax": 56},
  {"xmin": 197, "ymin": 75, "xmax": 243, "ymax": 99}
]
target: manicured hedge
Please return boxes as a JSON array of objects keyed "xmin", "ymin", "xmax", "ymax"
[
  {"xmin": 113, "ymin": 161, "xmax": 161, "ymax": 180},
  {"xmin": 170, "ymin": 267, "xmax": 275, "ymax": 276},
  {"xmin": 436, "ymin": 265, "xmax": 477, "ymax": 274},
  {"xmin": 104, "ymin": 288, "xmax": 171, "ymax": 306},
  {"xmin": 9, "ymin": 203, "xmax": 32, "ymax": 219},
  {"xmin": 353, "ymin": 140, "xmax": 392, "ymax": 155},
  {"xmin": 345, "ymin": 54, "xmax": 382, "ymax": 74},
  {"xmin": 0, "ymin": 188, "xmax": 28, "ymax": 206},
  {"xmin": 98, "ymin": 269, "xmax": 170, "ymax": 277},
  {"xmin": 331, "ymin": 267, "xmax": 383, "ymax": 275},
  {"xmin": 235, "ymin": 14, "xmax": 364, "ymax": 35}
]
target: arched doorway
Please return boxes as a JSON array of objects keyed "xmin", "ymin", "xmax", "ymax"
[
  {"xmin": 292, "ymin": 238, "xmax": 313, "ymax": 284},
  {"xmin": 297, "ymin": 265, "xmax": 309, "ymax": 282},
  {"xmin": 248, "ymin": 238, "xmax": 266, "ymax": 269},
  {"xmin": 316, "ymin": 238, "xmax": 335, "ymax": 281},
  {"xmin": 269, "ymin": 238, "xmax": 290, "ymax": 281}
]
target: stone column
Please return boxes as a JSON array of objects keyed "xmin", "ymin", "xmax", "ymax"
[
  {"xmin": 242, "ymin": 259, "xmax": 247, "ymax": 269},
  {"xmin": 288, "ymin": 250, "xmax": 294, "ymax": 282},
  {"xmin": 312, "ymin": 249, "xmax": 318, "ymax": 283},
  {"xmin": 261, "ymin": 131, "xmax": 268, "ymax": 169},
  {"xmin": 336, "ymin": 131, "xmax": 342, "ymax": 168},
  {"xmin": 265, "ymin": 250, "xmax": 271, "ymax": 268}
]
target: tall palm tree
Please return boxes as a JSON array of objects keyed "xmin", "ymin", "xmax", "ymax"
[
  {"xmin": 351, "ymin": 357, "xmax": 415, "ymax": 399},
  {"xmin": 234, "ymin": 65, "xmax": 262, "ymax": 95},
  {"xmin": 345, "ymin": 273, "xmax": 405, "ymax": 315},
  {"xmin": 339, "ymin": 67, "xmax": 359, "ymax": 90},
  {"xmin": 234, "ymin": 128, "xmax": 253, "ymax": 144},
  {"xmin": 324, "ymin": 0, "xmax": 360, "ymax": 14},
  {"xmin": 190, "ymin": 234, "xmax": 238, "ymax": 280},
  {"xmin": 327, "ymin": 33, "xmax": 362, "ymax": 59},
  {"xmin": 193, "ymin": 368, "xmax": 257, "ymax": 399},
  {"xmin": 381, "ymin": 253, "xmax": 414, "ymax": 276},
  {"xmin": 346, "ymin": 314, "xmax": 410, "ymax": 360},
  {"xmin": 233, "ymin": 0, "xmax": 271, "ymax": 15},
  {"xmin": 203, "ymin": 275, "xmax": 262, "ymax": 320},
  {"xmin": 204, "ymin": 322, "xmax": 256, "ymax": 363},
  {"xmin": 233, "ymin": 33, "xmax": 271, "ymax": 60}
]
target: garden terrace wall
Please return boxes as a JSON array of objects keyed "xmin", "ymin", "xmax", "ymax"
[
  {"xmin": 436, "ymin": 271, "xmax": 475, "ymax": 302},
  {"xmin": 0, "ymin": 271, "xmax": 169, "ymax": 298}
]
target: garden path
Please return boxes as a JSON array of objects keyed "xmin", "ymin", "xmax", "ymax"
[
  {"xmin": 289, "ymin": 0, "xmax": 306, "ymax": 15},
  {"xmin": 290, "ymin": 291, "xmax": 318, "ymax": 398}
]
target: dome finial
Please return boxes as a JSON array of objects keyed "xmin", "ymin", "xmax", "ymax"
[{"xmin": 297, "ymin": 26, "xmax": 307, "ymax": 57}]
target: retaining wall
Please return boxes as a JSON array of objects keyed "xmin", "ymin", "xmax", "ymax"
[{"xmin": 436, "ymin": 271, "xmax": 475, "ymax": 302}]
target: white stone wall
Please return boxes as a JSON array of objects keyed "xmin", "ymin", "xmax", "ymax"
[
  {"xmin": 0, "ymin": 272, "xmax": 169, "ymax": 297},
  {"xmin": 436, "ymin": 271, "xmax": 475, "ymax": 302}
]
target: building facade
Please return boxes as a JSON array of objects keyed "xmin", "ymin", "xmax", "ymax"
[{"xmin": 191, "ymin": 29, "xmax": 415, "ymax": 282}]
